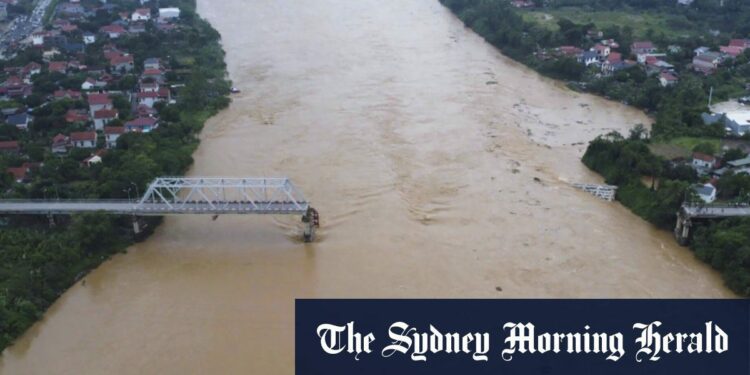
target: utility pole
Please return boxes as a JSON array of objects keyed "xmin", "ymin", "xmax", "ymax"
[{"xmin": 708, "ymin": 86, "xmax": 714, "ymax": 108}]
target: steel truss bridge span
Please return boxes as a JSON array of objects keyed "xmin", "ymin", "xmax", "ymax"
[{"xmin": 0, "ymin": 177, "xmax": 320, "ymax": 241}]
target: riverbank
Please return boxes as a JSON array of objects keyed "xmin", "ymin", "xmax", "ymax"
[
  {"xmin": 438, "ymin": 0, "xmax": 750, "ymax": 296},
  {"xmin": 439, "ymin": 0, "xmax": 750, "ymax": 140},
  {"xmin": 583, "ymin": 134, "xmax": 750, "ymax": 295},
  {"xmin": 0, "ymin": 0, "xmax": 230, "ymax": 351}
]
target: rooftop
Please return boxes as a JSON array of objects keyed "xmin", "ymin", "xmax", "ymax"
[
  {"xmin": 693, "ymin": 152, "xmax": 716, "ymax": 162},
  {"xmin": 88, "ymin": 93, "xmax": 111, "ymax": 105},
  {"xmin": 70, "ymin": 132, "xmax": 97, "ymax": 142},
  {"xmin": 728, "ymin": 157, "xmax": 750, "ymax": 168},
  {"xmin": 0, "ymin": 140, "xmax": 20, "ymax": 150}
]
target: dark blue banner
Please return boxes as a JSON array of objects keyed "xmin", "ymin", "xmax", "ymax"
[{"xmin": 295, "ymin": 299, "xmax": 750, "ymax": 374}]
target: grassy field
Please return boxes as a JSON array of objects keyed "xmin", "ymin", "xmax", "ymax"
[
  {"xmin": 650, "ymin": 137, "xmax": 722, "ymax": 159},
  {"xmin": 648, "ymin": 143, "xmax": 691, "ymax": 160},
  {"xmin": 668, "ymin": 136, "xmax": 722, "ymax": 151},
  {"xmin": 521, "ymin": 8, "xmax": 700, "ymax": 39}
]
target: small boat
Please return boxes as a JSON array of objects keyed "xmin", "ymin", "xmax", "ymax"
[{"xmin": 230, "ymin": 87, "xmax": 241, "ymax": 94}]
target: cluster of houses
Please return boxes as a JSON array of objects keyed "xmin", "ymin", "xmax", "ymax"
[
  {"xmin": 544, "ymin": 37, "xmax": 684, "ymax": 87},
  {"xmin": 0, "ymin": 1, "xmax": 181, "ymax": 184},
  {"xmin": 539, "ymin": 27, "xmax": 750, "ymax": 89},
  {"xmin": 557, "ymin": 34, "xmax": 750, "ymax": 137},
  {"xmin": 691, "ymin": 39, "xmax": 750, "ymax": 75},
  {"xmin": 689, "ymin": 151, "xmax": 750, "ymax": 203}
]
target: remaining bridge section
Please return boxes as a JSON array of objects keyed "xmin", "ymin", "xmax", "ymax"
[
  {"xmin": 680, "ymin": 204, "xmax": 750, "ymax": 219},
  {"xmin": 674, "ymin": 203, "xmax": 750, "ymax": 245},
  {"xmin": 0, "ymin": 177, "xmax": 319, "ymax": 241},
  {"xmin": 573, "ymin": 183, "xmax": 617, "ymax": 202},
  {"xmin": 137, "ymin": 177, "xmax": 310, "ymax": 214}
]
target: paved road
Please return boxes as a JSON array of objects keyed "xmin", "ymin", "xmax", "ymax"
[{"xmin": 0, "ymin": 0, "xmax": 53, "ymax": 56}]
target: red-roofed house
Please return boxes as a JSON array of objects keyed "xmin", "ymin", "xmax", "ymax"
[
  {"xmin": 692, "ymin": 152, "xmax": 718, "ymax": 170},
  {"xmin": 61, "ymin": 24, "xmax": 78, "ymax": 33},
  {"xmin": 631, "ymin": 41, "xmax": 656, "ymax": 55},
  {"xmin": 601, "ymin": 52, "xmax": 624, "ymax": 74},
  {"xmin": 103, "ymin": 48, "xmax": 124, "ymax": 61},
  {"xmin": 592, "ymin": 43, "xmax": 610, "ymax": 58},
  {"xmin": 48, "ymin": 61, "xmax": 68, "ymax": 74},
  {"xmin": 659, "ymin": 72, "xmax": 678, "ymax": 87},
  {"xmin": 100, "ymin": 24, "xmax": 127, "ymax": 39},
  {"xmin": 93, "ymin": 109, "xmax": 118, "ymax": 130},
  {"xmin": 65, "ymin": 109, "xmax": 89, "ymax": 124},
  {"xmin": 558, "ymin": 45, "xmax": 583, "ymax": 57},
  {"xmin": 54, "ymin": 89, "xmax": 81, "ymax": 100},
  {"xmin": 88, "ymin": 93, "xmax": 113, "ymax": 113},
  {"xmin": 83, "ymin": 149, "xmax": 107, "ymax": 167},
  {"xmin": 81, "ymin": 77, "xmax": 96, "ymax": 90},
  {"xmin": 22, "ymin": 62, "xmax": 42, "ymax": 79},
  {"xmin": 0, "ymin": 140, "xmax": 20, "ymax": 154},
  {"xmin": 132, "ymin": 8, "xmax": 151, "ymax": 21},
  {"xmin": 729, "ymin": 39, "xmax": 750, "ymax": 48},
  {"xmin": 158, "ymin": 86, "xmax": 170, "ymax": 101},
  {"xmin": 607, "ymin": 52, "xmax": 622, "ymax": 63},
  {"xmin": 51, "ymin": 134, "xmax": 69, "ymax": 154},
  {"xmin": 104, "ymin": 126, "xmax": 124, "ymax": 148},
  {"xmin": 693, "ymin": 52, "xmax": 722, "ymax": 74},
  {"xmin": 137, "ymin": 91, "xmax": 159, "ymax": 107},
  {"xmin": 110, "ymin": 54, "xmax": 134, "ymax": 73},
  {"xmin": 142, "ymin": 68, "xmax": 164, "ymax": 82},
  {"xmin": 70, "ymin": 131, "xmax": 97, "ymax": 148},
  {"xmin": 140, "ymin": 81, "xmax": 159, "ymax": 93},
  {"xmin": 721, "ymin": 45, "xmax": 745, "ymax": 57},
  {"xmin": 6, "ymin": 163, "xmax": 37, "ymax": 183},
  {"xmin": 2, "ymin": 76, "xmax": 32, "ymax": 98},
  {"xmin": 136, "ymin": 104, "xmax": 158, "ymax": 117}
]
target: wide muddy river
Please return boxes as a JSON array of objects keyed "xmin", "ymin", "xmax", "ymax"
[{"xmin": 0, "ymin": 0, "xmax": 733, "ymax": 373}]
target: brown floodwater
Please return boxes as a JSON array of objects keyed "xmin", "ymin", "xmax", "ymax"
[{"xmin": 0, "ymin": 0, "xmax": 733, "ymax": 373}]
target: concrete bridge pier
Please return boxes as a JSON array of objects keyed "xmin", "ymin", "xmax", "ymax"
[
  {"xmin": 674, "ymin": 212, "xmax": 691, "ymax": 246},
  {"xmin": 302, "ymin": 207, "xmax": 320, "ymax": 243},
  {"xmin": 132, "ymin": 216, "xmax": 141, "ymax": 235}
]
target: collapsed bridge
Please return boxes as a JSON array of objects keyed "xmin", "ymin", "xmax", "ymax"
[
  {"xmin": 0, "ymin": 177, "xmax": 320, "ymax": 242},
  {"xmin": 674, "ymin": 203, "xmax": 750, "ymax": 245}
]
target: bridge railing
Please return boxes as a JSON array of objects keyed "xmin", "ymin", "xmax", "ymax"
[
  {"xmin": 682, "ymin": 202, "xmax": 750, "ymax": 209},
  {"xmin": 0, "ymin": 199, "xmax": 134, "ymax": 203}
]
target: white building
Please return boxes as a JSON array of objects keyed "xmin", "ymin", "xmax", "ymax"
[
  {"xmin": 70, "ymin": 132, "xmax": 97, "ymax": 148},
  {"xmin": 693, "ymin": 184, "xmax": 716, "ymax": 203},
  {"xmin": 692, "ymin": 152, "xmax": 716, "ymax": 171},
  {"xmin": 104, "ymin": 127, "xmax": 124, "ymax": 148},
  {"xmin": 159, "ymin": 7, "xmax": 180, "ymax": 19},
  {"xmin": 132, "ymin": 8, "xmax": 151, "ymax": 21},
  {"xmin": 723, "ymin": 111, "xmax": 750, "ymax": 136},
  {"xmin": 83, "ymin": 32, "xmax": 96, "ymax": 44},
  {"xmin": 31, "ymin": 32, "xmax": 45, "ymax": 47}
]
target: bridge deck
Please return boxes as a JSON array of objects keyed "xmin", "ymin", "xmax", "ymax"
[
  {"xmin": 0, "ymin": 201, "xmax": 309, "ymax": 216},
  {"xmin": 572, "ymin": 183, "xmax": 617, "ymax": 202},
  {"xmin": 681, "ymin": 205, "xmax": 750, "ymax": 219}
]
